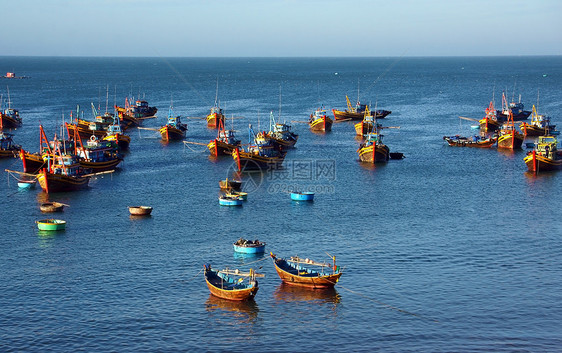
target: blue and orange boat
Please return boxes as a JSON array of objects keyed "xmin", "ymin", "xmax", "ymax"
[
  {"xmin": 270, "ymin": 253, "xmax": 343, "ymax": 289},
  {"xmin": 204, "ymin": 264, "xmax": 263, "ymax": 301}
]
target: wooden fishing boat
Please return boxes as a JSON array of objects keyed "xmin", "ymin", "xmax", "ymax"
[
  {"xmin": 68, "ymin": 125, "xmax": 122, "ymax": 173},
  {"xmin": 524, "ymin": 136, "xmax": 562, "ymax": 172},
  {"xmin": 478, "ymin": 101, "xmax": 502, "ymax": 133},
  {"xmin": 309, "ymin": 108, "xmax": 333, "ymax": 132},
  {"xmin": 36, "ymin": 219, "xmax": 66, "ymax": 231},
  {"xmin": 357, "ymin": 131, "xmax": 390, "ymax": 163},
  {"xmin": 267, "ymin": 112, "xmax": 298, "ymax": 150},
  {"xmin": 128, "ymin": 206, "xmax": 153, "ymax": 216},
  {"xmin": 497, "ymin": 111, "xmax": 524, "ymax": 149},
  {"xmin": 290, "ymin": 191, "xmax": 315, "ymax": 201},
  {"xmin": 233, "ymin": 238, "xmax": 266, "ymax": 254},
  {"xmin": 207, "ymin": 119, "xmax": 241, "ymax": 157},
  {"xmin": 332, "ymin": 95, "xmax": 391, "ymax": 121},
  {"xmin": 19, "ymin": 149, "xmax": 45, "ymax": 173},
  {"xmin": 40, "ymin": 202, "xmax": 66, "ymax": 213},
  {"xmin": 37, "ymin": 149, "xmax": 90, "ymax": 194},
  {"xmin": 520, "ymin": 105, "xmax": 557, "ymax": 137},
  {"xmin": 203, "ymin": 264, "xmax": 263, "ymax": 301},
  {"xmin": 443, "ymin": 135, "xmax": 497, "ymax": 148},
  {"xmin": 219, "ymin": 195, "xmax": 244, "ymax": 206},
  {"xmin": 160, "ymin": 110, "xmax": 187, "ymax": 141},
  {"xmin": 0, "ymin": 132, "xmax": 21, "ymax": 158},
  {"xmin": 207, "ymin": 82, "xmax": 225, "ymax": 129},
  {"xmin": 0, "ymin": 88, "xmax": 22, "ymax": 129},
  {"xmin": 219, "ymin": 178, "xmax": 242, "ymax": 191},
  {"xmin": 115, "ymin": 98, "xmax": 158, "ymax": 127},
  {"xmin": 496, "ymin": 92, "xmax": 531, "ymax": 121},
  {"xmin": 270, "ymin": 253, "xmax": 342, "ymax": 288},
  {"xmin": 232, "ymin": 125, "xmax": 287, "ymax": 172},
  {"xmin": 207, "ymin": 106, "xmax": 225, "ymax": 129},
  {"xmin": 102, "ymin": 120, "xmax": 130, "ymax": 150}
]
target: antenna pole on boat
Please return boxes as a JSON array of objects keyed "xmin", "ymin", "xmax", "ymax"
[
  {"xmin": 214, "ymin": 77, "xmax": 219, "ymax": 107},
  {"xmin": 278, "ymin": 84, "xmax": 282, "ymax": 122}
]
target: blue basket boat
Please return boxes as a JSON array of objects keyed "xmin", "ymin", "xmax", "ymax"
[
  {"xmin": 219, "ymin": 196, "xmax": 244, "ymax": 206},
  {"xmin": 233, "ymin": 238, "xmax": 266, "ymax": 254},
  {"xmin": 290, "ymin": 191, "xmax": 315, "ymax": 201}
]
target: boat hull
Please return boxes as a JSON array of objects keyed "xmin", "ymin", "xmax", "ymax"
[
  {"xmin": 233, "ymin": 244, "xmax": 266, "ymax": 254},
  {"xmin": 79, "ymin": 157, "xmax": 122, "ymax": 173},
  {"xmin": 128, "ymin": 206, "xmax": 153, "ymax": 215},
  {"xmin": 208, "ymin": 139, "xmax": 239, "ymax": 157},
  {"xmin": 204, "ymin": 268, "xmax": 259, "ymax": 301},
  {"xmin": 358, "ymin": 144, "xmax": 390, "ymax": 163},
  {"xmin": 219, "ymin": 197, "xmax": 243, "ymax": 206},
  {"xmin": 232, "ymin": 148, "xmax": 285, "ymax": 172},
  {"xmin": 160, "ymin": 125, "xmax": 186, "ymax": 141},
  {"xmin": 206, "ymin": 113, "xmax": 225, "ymax": 129},
  {"xmin": 19, "ymin": 150, "xmax": 46, "ymax": 174},
  {"xmin": 271, "ymin": 257, "xmax": 342, "ymax": 288},
  {"xmin": 40, "ymin": 202, "xmax": 65, "ymax": 213},
  {"xmin": 309, "ymin": 117, "xmax": 333, "ymax": 132},
  {"xmin": 497, "ymin": 132, "xmax": 524, "ymax": 149},
  {"xmin": 497, "ymin": 110, "xmax": 531, "ymax": 121},
  {"xmin": 290, "ymin": 192, "xmax": 315, "ymax": 201},
  {"xmin": 354, "ymin": 121, "xmax": 374, "ymax": 136},
  {"xmin": 524, "ymin": 151, "xmax": 562, "ymax": 172},
  {"xmin": 520, "ymin": 122, "xmax": 554, "ymax": 137},
  {"xmin": 36, "ymin": 219, "xmax": 66, "ymax": 231},
  {"xmin": 0, "ymin": 115, "xmax": 22, "ymax": 129},
  {"xmin": 479, "ymin": 118, "xmax": 502, "ymax": 133},
  {"xmin": 0, "ymin": 149, "xmax": 18, "ymax": 158},
  {"xmin": 332, "ymin": 109, "xmax": 391, "ymax": 121},
  {"xmin": 37, "ymin": 170, "xmax": 90, "ymax": 193},
  {"xmin": 443, "ymin": 137, "xmax": 497, "ymax": 148}
]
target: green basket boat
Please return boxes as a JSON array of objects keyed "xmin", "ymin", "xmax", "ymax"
[{"xmin": 36, "ymin": 219, "xmax": 66, "ymax": 231}]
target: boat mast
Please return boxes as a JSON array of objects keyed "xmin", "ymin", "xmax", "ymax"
[{"xmin": 214, "ymin": 77, "xmax": 219, "ymax": 108}]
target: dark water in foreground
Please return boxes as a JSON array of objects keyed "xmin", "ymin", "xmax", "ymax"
[{"xmin": 1, "ymin": 56, "xmax": 562, "ymax": 352}]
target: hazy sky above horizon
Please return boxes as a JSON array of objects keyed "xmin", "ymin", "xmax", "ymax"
[{"xmin": 3, "ymin": 0, "xmax": 561, "ymax": 57}]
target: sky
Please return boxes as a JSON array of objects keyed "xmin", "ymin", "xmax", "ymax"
[{"xmin": 2, "ymin": 0, "xmax": 561, "ymax": 57}]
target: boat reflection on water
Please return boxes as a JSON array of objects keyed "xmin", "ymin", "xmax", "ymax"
[
  {"xmin": 232, "ymin": 251, "xmax": 266, "ymax": 266},
  {"xmin": 273, "ymin": 282, "xmax": 342, "ymax": 305},
  {"xmin": 205, "ymin": 295, "xmax": 260, "ymax": 324}
]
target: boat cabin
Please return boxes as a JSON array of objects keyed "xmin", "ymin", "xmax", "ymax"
[{"xmin": 535, "ymin": 136, "xmax": 558, "ymax": 157}]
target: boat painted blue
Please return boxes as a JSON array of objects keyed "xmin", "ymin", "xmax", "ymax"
[
  {"xmin": 233, "ymin": 239, "xmax": 266, "ymax": 254},
  {"xmin": 18, "ymin": 180, "xmax": 36, "ymax": 189},
  {"xmin": 290, "ymin": 192, "xmax": 315, "ymax": 201},
  {"xmin": 219, "ymin": 196, "xmax": 243, "ymax": 206}
]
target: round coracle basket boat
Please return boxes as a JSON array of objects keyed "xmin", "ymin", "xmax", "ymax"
[
  {"xmin": 36, "ymin": 219, "xmax": 66, "ymax": 231},
  {"xmin": 40, "ymin": 202, "xmax": 65, "ymax": 213},
  {"xmin": 128, "ymin": 206, "xmax": 153, "ymax": 216}
]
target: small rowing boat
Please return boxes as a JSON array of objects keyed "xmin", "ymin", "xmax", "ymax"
[
  {"xmin": 204, "ymin": 264, "xmax": 263, "ymax": 301},
  {"xmin": 128, "ymin": 206, "xmax": 153, "ymax": 216},
  {"xmin": 219, "ymin": 195, "xmax": 244, "ymax": 206},
  {"xmin": 40, "ymin": 202, "xmax": 66, "ymax": 213},
  {"xmin": 290, "ymin": 191, "xmax": 315, "ymax": 201},
  {"xmin": 270, "ymin": 253, "xmax": 343, "ymax": 288}
]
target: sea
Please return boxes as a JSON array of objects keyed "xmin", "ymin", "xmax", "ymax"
[{"xmin": 1, "ymin": 56, "xmax": 561, "ymax": 352}]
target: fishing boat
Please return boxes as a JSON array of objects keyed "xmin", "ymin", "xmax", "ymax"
[
  {"xmin": 207, "ymin": 119, "xmax": 241, "ymax": 157},
  {"xmin": 496, "ymin": 92, "xmax": 531, "ymax": 121},
  {"xmin": 0, "ymin": 132, "xmax": 21, "ymax": 158},
  {"xmin": 268, "ymin": 112, "xmax": 299, "ymax": 150},
  {"xmin": 478, "ymin": 101, "xmax": 502, "ymax": 133},
  {"xmin": 36, "ymin": 219, "xmax": 66, "ymax": 231},
  {"xmin": 40, "ymin": 202, "xmax": 66, "ymax": 213},
  {"xmin": 160, "ymin": 108, "xmax": 187, "ymax": 141},
  {"xmin": 203, "ymin": 264, "xmax": 263, "ymax": 301},
  {"xmin": 233, "ymin": 238, "xmax": 266, "ymax": 254},
  {"xmin": 357, "ymin": 131, "xmax": 390, "ymax": 163},
  {"xmin": 102, "ymin": 117, "xmax": 131, "ymax": 150},
  {"xmin": 207, "ymin": 81, "xmax": 225, "ymax": 129},
  {"xmin": 332, "ymin": 95, "xmax": 391, "ymax": 121},
  {"xmin": 520, "ymin": 105, "xmax": 557, "ymax": 137},
  {"xmin": 290, "ymin": 191, "xmax": 315, "ymax": 201},
  {"xmin": 497, "ymin": 111, "xmax": 524, "ymax": 149},
  {"xmin": 66, "ymin": 125, "xmax": 122, "ymax": 173},
  {"xmin": 524, "ymin": 136, "xmax": 562, "ymax": 172},
  {"xmin": 219, "ymin": 195, "xmax": 244, "ymax": 206},
  {"xmin": 0, "ymin": 88, "xmax": 22, "ymax": 129},
  {"xmin": 128, "ymin": 206, "xmax": 153, "ymax": 216},
  {"xmin": 309, "ymin": 107, "xmax": 333, "ymax": 132},
  {"xmin": 115, "ymin": 97, "xmax": 158, "ymax": 127},
  {"xmin": 270, "ymin": 253, "xmax": 343, "ymax": 288},
  {"xmin": 232, "ymin": 125, "xmax": 287, "ymax": 172},
  {"xmin": 219, "ymin": 178, "xmax": 242, "ymax": 191},
  {"xmin": 443, "ymin": 135, "xmax": 497, "ymax": 148}
]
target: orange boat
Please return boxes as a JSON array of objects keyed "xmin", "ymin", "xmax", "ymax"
[
  {"xmin": 207, "ymin": 119, "xmax": 240, "ymax": 156},
  {"xmin": 479, "ymin": 101, "xmax": 502, "ymax": 133},
  {"xmin": 524, "ymin": 136, "xmax": 562, "ymax": 172},
  {"xmin": 309, "ymin": 108, "xmax": 333, "ymax": 132},
  {"xmin": 270, "ymin": 253, "xmax": 342, "ymax": 289},
  {"xmin": 520, "ymin": 105, "xmax": 557, "ymax": 137},
  {"xmin": 204, "ymin": 265, "xmax": 263, "ymax": 301}
]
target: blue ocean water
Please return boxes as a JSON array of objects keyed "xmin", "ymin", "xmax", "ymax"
[{"xmin": 1, "ymin": 56, "xmax": 562, "ymax": 352}]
